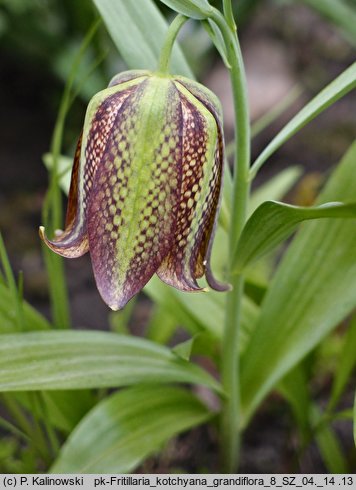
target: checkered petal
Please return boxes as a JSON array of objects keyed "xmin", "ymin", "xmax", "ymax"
[
  {"xmin": 157, "ymin": 78, "xmax": 229, "ymax": 292},
  {"xmin": 39, "ymin": 74, "xmax": 146, "ymax": 259},
  {"xmin": 87, "ymin": 77, "xmax": 182, "ymax": 310}
]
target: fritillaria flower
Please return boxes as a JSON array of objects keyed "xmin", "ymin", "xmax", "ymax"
[{"xmin": 40, "ymin": 70, "xmax": 228, "ymax": 310}]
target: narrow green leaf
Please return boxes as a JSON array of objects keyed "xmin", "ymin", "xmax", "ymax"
[
  {"xmin": 51, "ymin": 385, "xmax": 212, "ymax": 473},
  {"xmin": 328, "ymin": 316, "xmax": 356, "ymax": 412},
  {"xmin": 234, "ymin": 200, "xmax": 356, "ymax": 273},
  {"xmin": 0, "ymin": 331, "xmax": 221, "ymax": 393},
  {"xmin": 241, "ymin": 141, "xmax": 356, "ymax": 422},
  {"xmin": 0, "ymin": 415, "xmax": 29, "ymax": 443},
  {"xmin": 159, "ymin": 0, "xmax": 213, "ymax": 20},
  {"xmin": 250, "ymin": 62, "xmax": 356, "ymax": 178},
  {"xmin": 277, "ymin": 365, "xmax": 310, "ymax": 439},
  {"xmin": 202, "ymin": 19, "xmax": 231, "ymax": 68},
  {"xmin": 311, "ymin": 406, "xmax": 348, "ymax": 473},
  {"xmin": 0, "ymin": 233, "xmax": 25, "ymax": 331},
  {"xmin": 248, "ymin": 166, "xmax": 302, "ymax": 216},
  {"xmin": 92, "ymin": 0, "xmax": 193, "ymax": 76},
  {"xmin": 332, "ymin": 409, "xmax": 353, "ymax": 422},
  {"xmin": 0, "ymin": 284, "xmax": 50, "ymax": 333}
]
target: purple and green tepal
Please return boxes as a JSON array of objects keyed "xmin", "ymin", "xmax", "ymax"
[{"xmin": 40, "ymin": 70, "xmax": 229, "ymax": 310}]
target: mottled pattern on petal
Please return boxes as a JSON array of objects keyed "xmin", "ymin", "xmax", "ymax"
[
  {"xmin": 174, "ymin": 76, "xmax": 223, "ymax": 125},
  {"xmin": 39, "ymin": 78, "xmax": 144, "ymax": 258},
  {"xmin": 195, "ymin": 128, "xmax": 230, "ymax": 292},
  {"xmin": 173, "ymin": 78, "xmax": 229, "ymax": 292},
  {"xmin": 157, "ymin": 82, "xmax": 223, "ymax": 291},
  {"xmin": 87, "ymin": 78, "xmax": 182, "ymax": 310}
]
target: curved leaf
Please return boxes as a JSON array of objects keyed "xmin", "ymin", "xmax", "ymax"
[
  {"xmin": 250, "ymin": 62, "xmax": 356, "ymax": 178},
  {"xmin": 241, "ymin": 141, "xmax": 356, "ymax": 423},
  {"xmin": 159, "ymin": 0, "xmax": 212, "ymax": 20},
  {"xmin": 0, "ymin": 331, "xmax": 221, "ymax": 393},
  {"xmin": 92, "ymin": 0, "xmax": 193, "ymax": 76},
  {"xmin": 234, "ymin": 200, "xmax": 356, "ymax": 273},
  {"xmin": 51, "ymin": 385, "xmax": 212, "ymax": 473},
  {"xmin": 202, "ymin": 20, "xmax": 231, "ymax": 68}
]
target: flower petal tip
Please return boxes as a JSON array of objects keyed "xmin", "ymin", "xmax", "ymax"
[
  {"xmin": 38, "ymin": 225, "xmax": 45, "ymax": 240},
  {"xmin": 101, "ymin": 292, "xmax": 133, "ymax": 312},
  {"xmin": 206, "ymin": 268, "xmax": 232, "ymax": 292},
  {"xmin": 108, "ymin": 303, "xmax": 120, "ymax": 312},
  {"xmin": 38, "ymin": 226, "xmax": 52, "ymax": 248}
]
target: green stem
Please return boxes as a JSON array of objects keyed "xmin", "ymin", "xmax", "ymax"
[
  {"xmin": 209, "ymin": 7, "xmax": 251, "ymax": 472},
  {"xmin": 157, "ymin": 14, "xmax": 188, "ymax": 74}
]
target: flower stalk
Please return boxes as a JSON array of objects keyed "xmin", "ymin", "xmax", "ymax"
[
  {"xmin": 209, "ymin": 6, "xmax": 251, "ymax": 472},
  {"xmin": 158, "ymin": 14, "xmax": 189, "ymax": 74}
]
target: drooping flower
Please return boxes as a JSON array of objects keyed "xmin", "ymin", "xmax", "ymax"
[{"xmin": 40, "ymin": 70, "xmax": 229, "ymax": 310}]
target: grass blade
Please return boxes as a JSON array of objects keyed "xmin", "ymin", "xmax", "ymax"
[{"xmin": 250, "ymin": 62, "xmax": 356, "ymax": 178}]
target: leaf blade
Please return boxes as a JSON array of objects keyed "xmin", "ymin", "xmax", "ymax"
[
  {"xmin": 241, "ymin": 141, "xmax": 356, "ymax": 422},
  {"xmin": 0, "ymin": 331, "xmax": 221, "ymax": 393},
  {"xmin": 51, "ymin": 385, "xmax": 212, "ymax": 473},
  {"xmin": 250, "ymin": 62, "xmax": 356, "ymax": 178},
  {"xmin": 234, "ymin": 200, "xmax": 356, "ymax": 273}
]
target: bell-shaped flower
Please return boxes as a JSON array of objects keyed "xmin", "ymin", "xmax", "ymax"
[{"xmin": 40, "ymin": 70, "xmax": 229, "ymax": 310}]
